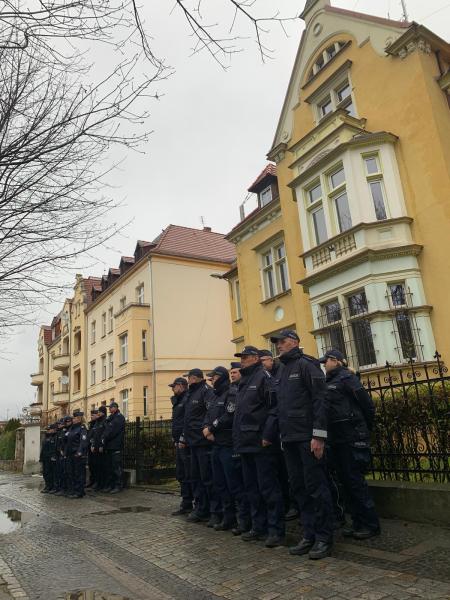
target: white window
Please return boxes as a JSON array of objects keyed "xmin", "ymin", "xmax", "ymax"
[
  {"xmin": 328, "ymin": 166, "xmax": 352, "ymax": 233},
  {"xmin": 119, "ymin": 296, "xmax": 126, "ymax": 310},
  {"xmin": 101, "ymin": 355, "xmax": 106, "ymax": 381},
  {"xmin": 309, "ymin": 41, "xmax": 347, "ymax": 80},
  {"xmin": 316, "ymin": 77, "xmax": 356, "ymax": 121},
  {"xmin": 120, "ymin": 389, "xmax": 129, "ymax": 419},
  {"xmin": 91, "ymin": 321, "xmax": 96, "ymax": 344},
  {"xmin": 142, "ymin": 330, "xmax": 148, "ymax": 359},
  {"xmin": 261, "ymin": 241, "xmax": 289, "ymax": 300},
  {"xmin": 101, "ymin": 313, "xmax": 106, "ymax": 337},
  {"xmin": 306, "ymin": 181, "xmax": 328, "ymax": 246},
  {"xmin": 108, "ymin": 307, "xmax": 114, "ymax": 333},
  {"xmin": 260, "ymin": 186, "xmax": 273, "ymax": 207},
  {"xmin": 136, "ymin": 284, "xmax": 144, "ymax": 304},
  {"xmin": 234, "ymin": 280, "xmax": 242, "ymax": 320},
  {"xmin": 108, "ymin": 350, "xmax": 114, "ymax": 378},
  {"xmin": 143, "ymin": 386, "xmax": 148, "ymax": 417},
  {"xmin": 363, "ymin": 154, "xmax": 388, "ymax": 221},
  {"xmin": 388, "ymin": 283, "xmax": 418, "ymax": 361},
  {"xmin": 90, "ymin": 361, "xmax": 96, "ymax": 386},
  {"xmin": 119, "ymin": 333, "xmax": 128, "ymax": 364}
]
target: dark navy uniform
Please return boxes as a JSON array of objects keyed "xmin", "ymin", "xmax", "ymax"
[
  {"xmin": 204, "ymin": 368, "xmax": 250, "ymax": 530},
  {"xmin": 171, "ymin": 384, "xmax": 193, "ymax": 511},
  {"xmin": 182, "ymin": 378, "xmax": 217, "ymax": 519},
  {"xmin": 233, "ymin": 361, "xmax": 285, "ymax": 539},
  {"xmin": 55, "ymin": 417, "xmax": 72, "ymax": 495},
  {"xmin": 102, "ymin": 407, "xmax": 126, "ymax": 492},
  {"xmin": 277, "ymin": 347, "xmax": 334, "ymax": 545},
  {"xmin": 40, "ymin": 426, "xmax": 57, "ymax": 492},
  {"xmin": 325, "ymin": 365, "xmax": 380, "ymax": 535},
  {"xmin": 87, "ymin": 412, "xmax": 98, "ymax": 487},
  {"xmin": 66, "ymin": 420, "xmax": 89, "ymax": 497},
  {"xmin": 91, "ymin": 409, "xmax": 107, "ymax": 490}
]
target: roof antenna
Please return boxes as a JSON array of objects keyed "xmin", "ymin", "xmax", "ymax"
[
  {"xmin": 200, "ymin": 216, "xmax": 205, "ymax": 228},
  {"xmin": 400, "ymin": 0, "xmax": 409, "ymax": 21}
]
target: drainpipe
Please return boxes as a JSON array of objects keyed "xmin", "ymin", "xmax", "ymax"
[{"xmin": 149, "ymin": 257, "xmax": 157, "ymax": 419}]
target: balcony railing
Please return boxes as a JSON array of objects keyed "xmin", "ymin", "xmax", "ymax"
[
  {"xmin": 52, "ymin": 391, "xmax": 69, "ymax": 405},
  {"xmin": 30, "ymin": 372, "xmax": 44, "ymax": 386},
  {"xmin": 302, "ymin": 217, "xmax": 416, "ymax": 278},
  {"xmin": 53, "ymin": 354, "xmax": 70, "ymax": 371}
]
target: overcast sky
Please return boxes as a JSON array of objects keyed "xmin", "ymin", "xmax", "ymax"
[{"xmin": 1, "ymin": 0, "xmax": 448, "ymax": 420}]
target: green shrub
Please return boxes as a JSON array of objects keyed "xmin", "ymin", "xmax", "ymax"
[
  {"xmin": 0, "ymin": 430, "xmax": 17, "ymax": 460},
  {"xmin": 3, "ymin": 418, "xmax": 21, "ymax": 434}
]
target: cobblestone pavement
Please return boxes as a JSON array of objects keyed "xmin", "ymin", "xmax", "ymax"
[{"xmin": 0, "ymin": 472, "xmax": 449, "ymax": 600}]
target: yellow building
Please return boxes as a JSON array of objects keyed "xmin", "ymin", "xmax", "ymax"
[
  {"xmin": 227, "ymin": 0, "xmax": 450, "ymax": 372},
  {"xmin": 31, "ymin": 226, "xmax": 236, "ymax": 421}
]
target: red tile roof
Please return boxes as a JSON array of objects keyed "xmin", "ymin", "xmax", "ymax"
[
  {"xmin": 82, "ymin": 277, "xmax": 102, "ymax": 306},
  {"xmin": 42, "ymin": 326, "xmax": 52, "ymax": 346},
  {"xmin": 151, "ymin": 225, "xmax": 236, "ymax": 264},
  {"xmin": 325, "ymin": 6, "xmax": 411, "ymax": 29},
  {"xmin": 248, "ymin": 164, "xmax": 277, "ymax": 192}
]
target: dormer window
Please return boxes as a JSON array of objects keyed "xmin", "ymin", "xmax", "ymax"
[
  {"xmin": 315, "ymin": 77, "xmax": 356, "ymax": 122},
  {"xmin": 308, "ymin": 41, "xmax": 347, "ymax": 81},
  {"xmin": 260, "ymin": 186, "xmax": 273, "ymax": 207}
]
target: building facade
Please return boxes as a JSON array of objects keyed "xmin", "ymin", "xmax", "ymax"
[
  {"xmin": 227, "ymin": 0, "xmax": 450, "ymax": 372},
  {"xmin": 30, "ymin": 226, "xmax": 236, "ymax": 422}
]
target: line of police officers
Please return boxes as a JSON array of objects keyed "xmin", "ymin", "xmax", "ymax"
[
  {"xmin": 40, "ymin": 401, "xmax": 126, "ymax": 498},
  {"xmin": 170, "ymin": 329, "xmax": 380, "ymax": 560}
]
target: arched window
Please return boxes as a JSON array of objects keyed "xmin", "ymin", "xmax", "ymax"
[{"xmin": 308, "ymin": 41, "xmax": 347, "ymax": 81}]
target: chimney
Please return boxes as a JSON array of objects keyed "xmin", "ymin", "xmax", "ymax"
[{"xmin": 203, "ymin": 226, "xmax": 212, "ymax": 232}]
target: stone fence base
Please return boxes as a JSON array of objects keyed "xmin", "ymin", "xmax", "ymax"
[
  {"xmin": 369, "ymin": 480, "xmax": 450, "ymax": 526},
  {"xmin": 0, "ymin": 459, "xmax": 22, "ymax": 472}
]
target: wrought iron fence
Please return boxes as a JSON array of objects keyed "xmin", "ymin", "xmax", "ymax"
[
  {"xmin": 362, "ymin": 354, "xmax": 449, "ymax": 483},
  {"xmin": 123, "ymin": 417, "xmax": 175, "ymax": 484}
]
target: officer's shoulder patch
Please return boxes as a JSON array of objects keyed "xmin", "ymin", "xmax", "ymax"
[
  {"xmin": 226, "ymin": 402, "xmax": 235, "ymax": 413},
  {"xmin": 82, "ymin": 434, "xmax": 87, "ymax": 440},
  {"xmin": 248, "ymin": 385, "xmax": 257, "ymax": 390}
]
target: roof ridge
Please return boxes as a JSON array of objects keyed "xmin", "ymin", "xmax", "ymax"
[
  {"xmin": 162, "ymin": 224, "xmax": 228, "ymax": 237},
  {"xmin": 325, "ymin": 5, "xmax": 411, "ymax": 28}
]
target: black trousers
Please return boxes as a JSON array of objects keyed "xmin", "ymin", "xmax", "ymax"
[
  {"xmin": 106, "ymin": 449, "xmax": 123, "ymax": 490},
  {"xmin": 176, "ymin": 446, "xmax": 193, "ymax": 509},
  {"xmin": 56, "ymin": 456, "xmax": 66, "ymax": 491},
  {"xmin": 68, "ymin": 455, "xmax": 86, "ymax": 497},
  {"xmin": 42, "ymin": 458, "xmax": 54, "ymax": 490},
  {"xmin": 329, "ymin": 444, "xmax": 380, "ymax": 532},
  {"xmin": 88, "ymin": 449, "xmax": 97, "ymax": 485},
  {"xmin": 240, "ymin": 451, "xmax": 285, "ymax": 537},
  {"xmin": 190, "ymin": 445, "xmax": 221, "ymax": 517},
  {"xmin": 283, "ymin": 441, "xmax": 334, "ymax": 543}
]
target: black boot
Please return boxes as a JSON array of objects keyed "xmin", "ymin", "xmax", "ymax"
[
  {"xmin": 207, "ymin": 514, "xmax": 222, "ymax": 528},
  {"xmin": 309, "ymin": 540, "xmax": 332, "ymax": 560},
  {"xmin": 288, "ymin": 538, "xmax": 315, "ymax": 556}
]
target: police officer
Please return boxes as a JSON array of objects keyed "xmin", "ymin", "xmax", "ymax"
[
  {"xmin": 86, "ymin": 409, "xmax": 99, "ymax": 488},
  {"xmin": 203, "ymin": 366, "xmax": 251, "ymax": 533},
  {"xmin": 55, "ymin": 416, "xmax": 72, "ymax": 496},
  {"xmin": 180, "ymin": 368, "xmax": 219, "ymax": 525},
  {"xmin": 40, "ymin": 424, "xmax": 57, "ymax": 493},
  {"xmin": 93, "ymin": 405, "xmax": 107, "ymax": 491},
  {"xmin": 320, "ymin": 349, "xmax": 380, "ymax": 539},
  {"xmin": 259, "ymin": 349, "xmax": 298, "ymax": 522},
  {"xmin": 272, "ymin": 329, "xmax": 334, "ymax": 560},
  {"xmin": 102, "ymin": 401, "xmax": 126, "ymax": 493},
  {"xmin": 66, "ymin": 410, "xmax": 89, "ymax": 498},
  {"xmin": 169, "ymin": 377, "xmax": 193, "ymax": 516},
  {"xmin": 232, "ymin": 346, "xmax": 285, "ymax": 548}
]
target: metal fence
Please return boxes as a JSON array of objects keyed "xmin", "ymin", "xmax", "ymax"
[
  {"xmin": 123, "ymin": 356, "xmax": 449, "ymax": 485},
  {"xmin": 362, "ymin": 354, "xmax": 449, "ymax": 483},
  {"xmin": 123, "ymin": 417, "xmax": 175, "ymax": 484}
]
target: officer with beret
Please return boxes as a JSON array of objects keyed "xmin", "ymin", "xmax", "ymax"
[
  {"xmin": 86, "ymin": 409, "xmax": 99, "ymax": 488},
  {"xmin": 65, "ymin": 410, "xmax": 89, "ymax": 498},
  {"xmin": 320, "ymin": 349, "xmax": 380, "ymax": 539},
  {"xmin": 180, "ymin": 368, "xmax": 219, "ymax": 525},
  {"xmin": 102, "ymin": 401, "xmax": 126, "ymax": 493},
  {"xmin": 203, "ymin": 366, "xmax": 250, "ymax": 533},
  {"xmin": 40, "ymin": 423, "xmax": 57, "ymax": 493},
  {"xmin": 232, "ymin": 346, "xmax": 285, "ymax": 548},
  {"xmin": 169, "ymin": 377, "xmax": 194, "ymax": 516},
  {"xmin": 272, "ymin": 329, "xmax": 334, "ymax": 560}
]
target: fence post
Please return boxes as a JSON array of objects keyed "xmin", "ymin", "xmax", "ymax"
[{"xmin": 135, "ymin": 416, "xmax": 141, "ymax": 484}]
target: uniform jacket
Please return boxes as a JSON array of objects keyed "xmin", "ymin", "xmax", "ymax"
[
  {"xmin": 277, "ymin": 347, "xmax": 328, "ymax": 443},
  {"xmin": 55, "ymin": 427, "xmax": 66, "ymax": 456},
  {"xmin": 182, "ymin": 380, "xmax": 215, "ymax": 447},
  {"xmin": 40, "ymin": 434, "xmax": 56, "ymax": 461},
  {"xmin": 90, "ymin": 417, "xmax": 106, "ymax": 450},
  {"xmin": 325, "ymin": 366, "xmax": 375, "ymax": 446},
  {"xmin": 171, "ymin": 391, "xmax": 188, "ymax": 444},
  {"xmin": 204, "ymin": 377, "xmax": 236, "ymax": 447},
  {"xmin": 102, "ymin": 411, "xmax": 125, "ymax": 451},
  {"xmin": 65, "ymin": 423, "xmax": 89, "ymax": 456},
  {"xmin": 232, "ymin": 363, "xmax": 277, "ymax": 453}
]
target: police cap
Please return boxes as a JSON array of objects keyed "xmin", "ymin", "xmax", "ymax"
[
  {"xmin": 319, "ymin": 349, "xmax": 346, "ymax": 363},
  {"xmin": 109, "ymin": 401, "xmax": 119, "ymax": 409},
  {"xmin": 270, "ymin": 329, "xmax": 300, "ymax": 343},
  {"xmin": 182, "ymin": 368, "xmax": 203, "ymax": 379},
  {"xmin": 234, "ymin": 345, "xmax": 259, "ymax": 357},
  {"xmin": 168, "ymin": 377, "xmax": 188, "ymax": 388},
  {"xmin": 230, "ymin": 362, "xmax": 241, "ymax": 370},
  {"xmin": 258, "ymin": 349, "xmax": 273, "ymax": 358},
  {"xmin": 206, "ymin": 366, "xmax": 228, "ymax": 378}
]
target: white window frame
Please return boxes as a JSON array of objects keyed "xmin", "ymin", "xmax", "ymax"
[
  {"xmin": 362, "ymin": 152, "xmax": 389, "ymax": 221},
  {"xmin": 108, "ymin": 307, "xmax": 114, "ymax": 333},
  {"xmin": 234, "ymin": 279, "xmax": 242, "ymax": 320},
  {"xmin": 327, "ymin": 165, "xmax": 352, "ymax": 234},
  {"xmin": 119, "ymin": 296, "xmax": 126, "ymax": 310},
  {"xmin": 143, "ymin": 386, "xmax": 148, "ymax": 417},
  {"xmin": 90, "ymin": 360, "xmax": 96, "ymax": 386},
  {"xmin": 101, "ymin": 354, "xmax": 107, "ymax": 381},
  {"xmin": 260, "ymin": 185, "xmax": 273, "ymax": 207},
  {"xmin": 101, "ymin": 312, "xmax": 106, "ymax": 337},
  {"xmin": 120, "ymin": 389, "xmax": 129, "ymax": 419},
  {"xmin": 108, "ymin": 350, "xmax": 114, "ymax": 378},
  {"xmin": 305, "ymin": 179, "xmax": 328, "ymax": 247},
  {"xmin": 119, "ymin": 333, "xmax": 128, "ymax": 365},
  {"xmin": 142, "ymin": 330, "xmax": 148, "ymax": 359},
  {"xmin": 315, "ymin": 76, "xmax": 356, "ymax": 123},
  {"xmin": 136, "ymin": 284, "xmax": 144, "ymax": 304},
  {"xmin": 91, "ymin": 320, "xmax": 96, "ymax": 345},
  {"xmin": 260, "ymin": 240, "xmax": 290, "ymax": 301}
]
